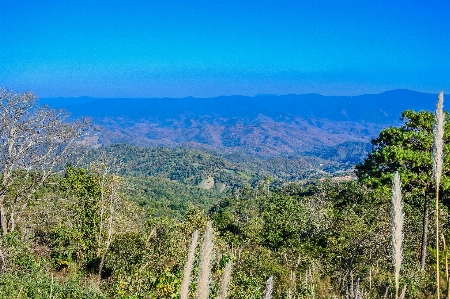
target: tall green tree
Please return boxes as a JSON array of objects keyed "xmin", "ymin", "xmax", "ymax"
[
  {"xmin": 355, "ymin": 109, "xmax": 450, "ymax": 270},
  {"xmin": 57, "ymin": 166, "xmax": 102, "ymax": 266}
]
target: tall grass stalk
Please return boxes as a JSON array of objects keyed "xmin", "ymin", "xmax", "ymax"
[
  {"xmin": 263, "ymin": 276, "xmax": 273, "ymax": 299},
  {"xmin": 197, "ymin": 223, "xmax": 214, "ymax": 299},
  {"xmin": 433, "ymin": 92, "xmax": 445, "ymax": 299},
  {"xmin": 443, "ymin": 234, "xmax": 450, "ymax": 299},
  {"xmin": 180, "ymin": 230, "xmax": 199, "ymax": 299},
  {"xmin": 391, "ymin": 171, "xmax": 404, "ymax": 299},
  {"xmin": 50, "ymin": 273, "xmax": 54, "ymax": 299},
  {"xmin": 217, "ymin": 261, "xmax": 233, "ymax": 299}
]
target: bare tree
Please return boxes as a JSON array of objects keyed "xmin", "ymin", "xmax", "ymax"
[
  {"xmin": 91, "ymin": 159, "xmax": 122, "ymax": 280},
  {"xmin": 0, "ymin": 88, "xmax": 92, "ymax": 235}
]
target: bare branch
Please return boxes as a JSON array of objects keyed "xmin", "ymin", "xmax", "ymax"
[{"xmin": 0, "ymin": 88, "xmax": 93, "ymax": 234}]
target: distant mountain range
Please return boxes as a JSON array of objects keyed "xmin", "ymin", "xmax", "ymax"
[{"xmin": 41, "ymin": 89, "xmax": 443, "ymax": 157}]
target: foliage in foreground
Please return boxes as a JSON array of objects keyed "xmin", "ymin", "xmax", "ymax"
[
  {"xmin": 1, "ymin": 170, "xmax": 448, "ymax": 298},
  {"xmin": 0, "ymin": 88, "xmax": 449, "ymax": 298}
]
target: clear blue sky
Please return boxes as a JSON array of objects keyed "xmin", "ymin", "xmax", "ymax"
[{"xmin": 1, "ymin": 0, "xmax": 449, "ymax": 97}]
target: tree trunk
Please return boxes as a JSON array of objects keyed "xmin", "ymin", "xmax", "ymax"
[
  {"xmin": 9, "ymin": 212, "xmax": 15, "ymax": 232},
  {"xmin": 420, "ymin": 195, "xmax": 430, "ymax": 270},
  {"xmin": 0, "ymin": 205, "xmax": 7, "ymax": 235}
]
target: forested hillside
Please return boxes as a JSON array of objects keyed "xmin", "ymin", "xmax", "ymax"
[
  {"xmin": 77, "ymin": 143, "xmax": 357, "ymax": 186},
  {"xmin": 71, "ymin": 143, "xmax": 358, "ymax": 218},
  {"xmin": 1, "ymin": 89, "xmax": 450, "ymax": 299}
]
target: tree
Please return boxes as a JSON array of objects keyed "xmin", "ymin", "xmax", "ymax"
[
  {"xmin": 56, "ymin": 166, "xmax": 102, "ymax": 267},
  {"xmin": 355, "ymin": 109, "xmax": 450, "ymax": 270},
  {"xmin": 90, "ymin": 157, "xmax": 124, "ymax": 279},
  {"xmin": 0, "ymin": 88, "xmax": 92, "ymax": 235}
]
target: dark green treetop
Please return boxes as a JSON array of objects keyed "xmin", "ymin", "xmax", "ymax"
[{"xmin": 355, "ymin": 110, "xmax": 450, "ymax": 198}]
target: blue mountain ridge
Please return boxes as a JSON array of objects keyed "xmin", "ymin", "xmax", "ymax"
[
  {"xmin": 41, "ymin": 89, "xmax": 440, "ymax": 124},
  {"xmin": 40, "ymin": 90, "xmax": 446, "ymax": 157}
]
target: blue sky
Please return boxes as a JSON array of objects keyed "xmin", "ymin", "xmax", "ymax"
[{"xmin": 0, "ymin": 0, "xmax": 449, "ymax": 97}]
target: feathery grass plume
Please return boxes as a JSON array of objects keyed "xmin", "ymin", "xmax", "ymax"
[
  {"xmin": 391, "ymin": 171, "xmax": 404, "ymax": 299},
  {"xmin": 263, "ymin": 276, "xmax": 273, "ymax": 299},
  {"xmin": 217, "ymin": 260, "xmax": 233, "ymax": 299},
  {"xmin": 434, "ymin": 92, "xmax": 445, "ymax": 185},
  {"xmin": 399, "ymin": 285, "xmax": 407, "ymax": 299},
  {"xmin": 180, "ymin": 230, "xmax": 199, "ymax": 299},
  {"xmin": 354, "ymin": 278, "xmax": 362, "ymax": 299},
  {"xmin": 196, "ymin": 223, "xmax": 214, "ymax": 299},
  {"xmin": 434, "ymin": 91, "xmax": 445, "ymax": 299}
]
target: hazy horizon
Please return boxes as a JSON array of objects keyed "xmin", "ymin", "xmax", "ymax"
[{"xmin": 36, "ymin": 88, "xmax": 447, "ymax": 100}]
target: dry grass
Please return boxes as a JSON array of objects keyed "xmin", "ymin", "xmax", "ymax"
[
  {"xmin": 263, "ymin": 276, "xmax": 273, "ymax": 299},
  {"xmin": 433, "ymin": 91, "xmax": 445, "ymax": 299},
  {"xmin": 391, "ymin": 171, "xmax": 403, "ymax": 299},
  {"xmin": 217, "ymin": 261, "xmax": 233, "ymax": 299},
  {"xmin": 180, "ymin": 230, "xmax": 199, "ymax": 299},
  {"xmin": 196, "ymin": 223, "xmax": 214, "ymax": 299}
]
